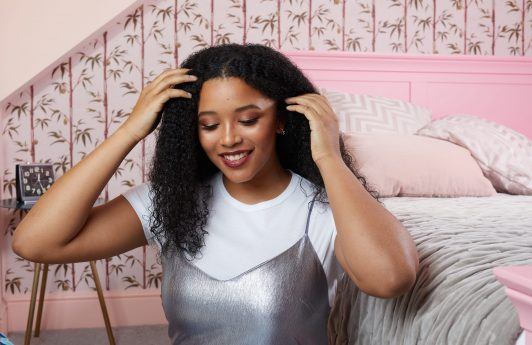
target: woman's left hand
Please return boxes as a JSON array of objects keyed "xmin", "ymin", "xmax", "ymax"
[{"xmin": 285, "ymin": 93, "xmax": 342, "ymax": 165}]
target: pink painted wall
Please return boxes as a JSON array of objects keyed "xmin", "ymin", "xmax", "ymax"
[
  {"xmin": 1, "ymin": 0, "xmax": 532, "ymax": 334},
  {"xmin": 0, "ymin": 0, "xmax": 141, "ymax": 102}
]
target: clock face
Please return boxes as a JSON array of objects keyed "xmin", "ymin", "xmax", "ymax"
[{"xmin": 21, "ymin": 165, "xmax": 54, "ymax": 197}]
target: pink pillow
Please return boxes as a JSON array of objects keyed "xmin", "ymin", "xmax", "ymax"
[
  {"xmin": 416, "ymin": 115, "xmax": 532, "ymax": 195},
  {"xmin": 342, "ymin": 133, "xmax": 497, "ymax": 197}
]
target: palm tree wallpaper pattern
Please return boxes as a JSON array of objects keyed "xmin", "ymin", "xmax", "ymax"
[{"xmin": 1, "ymin": 0, "xmax": 531, "ymax": 303}]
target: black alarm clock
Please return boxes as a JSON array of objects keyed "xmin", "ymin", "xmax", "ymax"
[{"xmin": 15, "ymin": 163, "xmax": 55, "ymax": 203}]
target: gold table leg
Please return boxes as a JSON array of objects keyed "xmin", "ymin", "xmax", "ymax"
[
  {"xmin": 24, "ymin": 261, "xmax": 116, "ymax": 345},
  {"xmin": 90, "ymin": 260, "xmax": 116, "ymax": 345},
  {"xmin": 34, "ymin": 263, "xmax": 48, "ymax": 336},
  {"xmin": 24, "ymin": 262, "xmax": 41, "ymax": 345}
]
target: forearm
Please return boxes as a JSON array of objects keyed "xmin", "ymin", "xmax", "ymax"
[
  {"xmin": 13, "ymin": 126, "xmax": 139, "ymax": 252},
  {"xmin": 316, "ymin": 156, "xmax": 419, "ymax": 295}
]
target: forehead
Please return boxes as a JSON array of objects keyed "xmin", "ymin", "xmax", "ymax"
[{"xmin": 198, "ymin": 77, "xmax": 274, "ymax": 110}]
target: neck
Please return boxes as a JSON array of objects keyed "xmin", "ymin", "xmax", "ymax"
[{"xmin": 222, "ymin": 162, "xmax": 292, "ymax": 205}]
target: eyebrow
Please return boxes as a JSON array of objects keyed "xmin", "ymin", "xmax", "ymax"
[{"xmin": 198, "ymin": 104, "xmax": 261, "ymax": 117}]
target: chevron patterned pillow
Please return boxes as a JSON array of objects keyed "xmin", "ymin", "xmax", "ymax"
[{"xmin": 318, "ymin": 88, "xmax": 432, "ymax": 134}]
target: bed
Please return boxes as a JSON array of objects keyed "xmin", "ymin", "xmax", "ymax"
[{"xmin": 283, "ymin": 50, "xmax": 532, "ymax": 345}]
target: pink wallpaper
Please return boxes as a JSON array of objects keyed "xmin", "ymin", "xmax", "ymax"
[{"xmin": 1, "ymin": 0, "xmax": 532, "ymax": 326}]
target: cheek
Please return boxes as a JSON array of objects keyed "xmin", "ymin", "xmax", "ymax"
[
  {"xmin": 198, "ymin": 132, "xmax": 215, "ymax": 154},
  {"xmin": 247, "ymin": 125, "xmax": 271, "ymax": 140},
  {"xmin": 252, "ymin": 119, "xmax": 277, "ymax": 140}
]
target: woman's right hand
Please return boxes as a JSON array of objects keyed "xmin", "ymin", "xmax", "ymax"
[{"xmin": 119, "ymin": 68, "xmax": 197, "ymax": 142}]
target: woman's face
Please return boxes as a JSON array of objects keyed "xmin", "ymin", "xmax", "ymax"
[{"xmin": 197, "ymin": 77, "xmax": 282, "ymax": 183}]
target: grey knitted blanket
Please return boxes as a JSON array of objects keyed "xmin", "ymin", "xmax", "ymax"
[{"xmin": 328, "ymin": 194, "xmax": 532, "ymax": 345}]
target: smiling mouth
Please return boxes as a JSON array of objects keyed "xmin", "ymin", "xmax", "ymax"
[
  {"xmin": 220, "ymin": 150, "xmax": 253, "ymax": 167},
  {"xmin": 221, "ymin": 150, "xmax": 252, "ymax": 160}
]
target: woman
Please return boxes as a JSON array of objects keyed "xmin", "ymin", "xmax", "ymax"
[{"xmin": 13, "ymin": 43, "xmax": 419, "ymax": 344}]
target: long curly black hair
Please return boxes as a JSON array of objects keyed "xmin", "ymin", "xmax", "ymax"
[{"xmin": 146, "ymin": 43, "xmax": 380, "ymax": 263}]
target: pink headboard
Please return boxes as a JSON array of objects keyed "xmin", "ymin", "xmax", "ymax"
[{"xmin": 283, "ymin": 50, "xmax": 532, "ymax": 139}]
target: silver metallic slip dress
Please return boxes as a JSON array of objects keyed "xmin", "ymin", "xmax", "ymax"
[{"xmin": 161, "ymin": 196, "xmax": 330, "ymax": 344}]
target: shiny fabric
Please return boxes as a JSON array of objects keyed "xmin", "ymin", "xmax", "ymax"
[{"xmin": 161, "ymin": 196, "xmax": 331, "ymax": 344}]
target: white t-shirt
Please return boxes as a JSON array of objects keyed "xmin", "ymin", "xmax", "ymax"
[{"xmin": 122, "ymin": 169, "xmax": 345, "ymax": 306}]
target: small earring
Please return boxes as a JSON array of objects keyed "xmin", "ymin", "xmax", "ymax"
[{"xmin": 278, "ymin": 128, "xmax": 285, "ymax": 135}]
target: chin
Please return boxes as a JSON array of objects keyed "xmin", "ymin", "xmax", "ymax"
[{"xmin": 220, "ymin": 168, "xmax": 255, "ymax": 183}]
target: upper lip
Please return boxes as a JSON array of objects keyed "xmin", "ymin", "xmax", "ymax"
[{"xmin": 219, "ymin": 149, "xmax": 253, "ymax": 156}]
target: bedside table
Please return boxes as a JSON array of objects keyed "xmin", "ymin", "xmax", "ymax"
[{"xmin": 493, "ymin": 265, "xmax": 532, "ymax": 345}]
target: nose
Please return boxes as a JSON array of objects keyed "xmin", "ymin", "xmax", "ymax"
[{"xmin": 220, "ymin": 123, "xmax": 242, "ymax": 147}]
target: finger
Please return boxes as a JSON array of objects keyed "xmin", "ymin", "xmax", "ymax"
[
  {"xmin": 145, "ymin": 68, "xmax": 192, "ymax": 92},
  {"xmin": 285, "ymin": 104, "xmax": 320, "ymax": 125},
  {"xmin": 149, "ymin": 73, "xmax": 197, "ymax": 96},
  {"xmin": 301, "ymin": 95, "xmax": 330, "ymax": 119},
  {"xmin": 286, "ymin": 94, "xmax": 338, "ymax": 122},
  {"xmin": 156, "ymin": 88, "xmax": 192, "ymax": 104},
  {"xmin": 286, "ymin": 95, "xmax": 334, "ymax": 123},
  {"xmin": 306, "ymin": 94, "xmax": 338, "ymax": 122}
]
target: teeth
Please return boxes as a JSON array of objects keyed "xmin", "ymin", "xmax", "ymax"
[{"xmin": 224, "ymin": 152, "xmax": 249, "ymax": 161}]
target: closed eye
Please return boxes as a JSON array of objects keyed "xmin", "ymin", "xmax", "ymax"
[
  {"xmin": 201, "ymin": 118, "xmax": 258, "ymax": 131},
  {"xmin": 240, "ymin": 118, "xmax": 258, "ymax": 125}
]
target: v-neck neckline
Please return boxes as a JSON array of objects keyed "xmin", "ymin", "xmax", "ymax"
[{"xmin": 177, "ymin": 234, "xmax": 310, "ymax": 282}]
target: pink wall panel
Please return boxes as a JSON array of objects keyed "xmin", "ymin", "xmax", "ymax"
[
  {"xmin": 313, "ymin": 80, "xmax": 412, "ymax": 102},
  {"xmin": 425, "ymin": 82, "xmax": 532, "ymax": 133}
]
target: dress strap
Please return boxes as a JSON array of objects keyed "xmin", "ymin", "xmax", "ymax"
[{"xmin": 304, "ymin": 194, "xmax": 318, "ymax": 236}]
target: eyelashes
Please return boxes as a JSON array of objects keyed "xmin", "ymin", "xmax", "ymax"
[{"xmin": 201, "ymin": 118, "xmax": 258, "ymax": 131}]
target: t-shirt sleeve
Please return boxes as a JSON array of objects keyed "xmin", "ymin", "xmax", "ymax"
[{"xmin": 122, "ymin": 182, "xmax": 162, "ymax": 251}]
